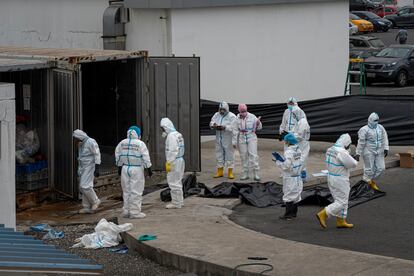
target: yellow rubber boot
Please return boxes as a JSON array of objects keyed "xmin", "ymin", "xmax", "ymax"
[
  {"xmin": 214, "ymin": 167, "xmax": 224, "ymax": 178},
  {"xmin": 368, "ymin": 180, "xmax": 380, "ymax": 191},
  {"xmin": 228, "ymin": 168, "xmax": 235, "ymax": 179},
  {"xmin": 336, "ymin": 217, "xmax": 354, "ymax": 228},
  {"xmin": 316, "ymin": 208, "xmax": 328, "ymax": 229}
]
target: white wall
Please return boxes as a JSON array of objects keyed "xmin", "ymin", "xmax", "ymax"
[
  {"xmin": 0, "ymin": 83, "xmax": 16, "ymax": 229},
  {"xmin": 0, "ymin": 0, "xmax": 106, "ymax": 49},
  {"xmin": 170, "ymin": 2, "xmax": 349, "ymax": 103},
  {"xmin": 126, "ymin": 9, "xmax": 170, "ymax": 55}
]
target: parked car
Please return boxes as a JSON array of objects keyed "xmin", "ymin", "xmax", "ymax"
[
  {"xmin": 350, "ymin": 35, "xmax": 385, "ymax": 61},
  {"xmin": 374, "ymin": 6, "xmax": 398, "ymax": 18},
  {"xmin": 364, "ymin": 45, "xmax": 414, "ymax": 86},
  {"xmin": 385, "ymin": 6, "xmax": 414, "ymax": 27},
  {"xmin": 350, "ymin": 0, "xmax": 382, "ymax": 11},
  {"xmin": 352, "ymin": 11, "xmax": 392, "ymax": 31},
  {"xmin": 350, "ymin": 14, "xmax": 375, "ymax": 33},
  {"xmin": 350, "ymin": 22, "xmax": 359, "ymax": 35}
]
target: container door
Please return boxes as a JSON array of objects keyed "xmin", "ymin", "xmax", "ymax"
[
  {"xmin": 52, "ymin": 69, "xmax": 81, "ymax": 198},
  {"xmin": 142, "ymin": 57, "xmax": 200, "ymax": 172}
]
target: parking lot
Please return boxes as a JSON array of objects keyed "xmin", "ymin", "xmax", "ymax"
[{"xmin": 351, "ymin": 28, "xmax": 414, "ymax": 96}]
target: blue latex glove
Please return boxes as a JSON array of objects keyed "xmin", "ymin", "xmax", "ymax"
[{"xmin": 272, "ymin": 152, "xmax": 285, "ymax": 162}]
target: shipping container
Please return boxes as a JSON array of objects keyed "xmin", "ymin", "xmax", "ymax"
[{"xmin": 0, "ymin": 46, "xmax": 200, "ymax": 199}]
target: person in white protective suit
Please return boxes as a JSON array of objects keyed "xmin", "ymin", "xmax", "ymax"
[
  {"xmin": 115, "ymin": 126, "xmax": 152, "ymax": 219},
  {"xmin": 233, "ymin": 104, "xmax": 262, "ymax": 181},
  {"xmin": 160, "ymin": 118, "xmax": 185, "ymax": 209},
  {"xmin": 73, "ymin": 130, "xmax": 101, "ymax": 214},
  {"xmin": 279, "ymin": 97, "xmax": 306, "ymax": 137},
  {"xmin": 316, "ymin": 134, "xmax": 358, "ymax": 229},
  {"xmin": 355, "ymin": 113, "xmax": 389, "ymax": 191},
  {"xmin": 292, "ymin": 113, "xmax": 310, "ymax": 181},
  {"xmin": 274, "ymin": 133, "xmax": 304, "ymax": 220},
  {"xmin": 210, "ymin": 101, "xmax": 237, "ymax": 179}
]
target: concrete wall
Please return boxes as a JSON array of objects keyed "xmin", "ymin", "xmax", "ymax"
[
  {"xmin": 125, "ymin": 9, "xmax": 170, "ymax": 55},
  {"xmin": 169, "ymin": 2, "xmax": 349, "ymax": 103},
  {"xmin": 0, "ymin": 83, "xmax": 15, "ymax": 229},
  {"xmin": 0, "ymin": 0, "xmax": 106, "ymax": 49}
]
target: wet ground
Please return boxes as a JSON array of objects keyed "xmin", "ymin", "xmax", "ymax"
[{"xmin": 230, "ymin": 167, "xmax": 414, "ymax": 261}]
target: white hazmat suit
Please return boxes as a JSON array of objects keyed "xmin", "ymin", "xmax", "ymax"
[
  {"xmin": 325, "ymin": 134, "xmax": 358, "ymax": 219},
  {"xmin": 292, "ymin": 115, "xmax": 310, "ymax": 177},
  {"xmin": 210, "ymin": 102, "xmax": 237, "ymax": 178},
  {"xmin": 115, "ymin": 127, "xmax": 152, "ymax": 219},
  {"xmin": 73, "ymin": 130, "xmax": 101, "ymax": 213},
  {"xmin": 233, "ymin": 108, "xmax": 262, "ymax": 181},
  {"xmin": 356, "ymin": 113, "xmax": 389, "ymax": 185},
  {"xmin": 279, "ymin": 97, "xmax": 306, "ymax": 134},
  {"xmin": 161, "ymin": 118, "xmax": 185, "ymax": 209},
  {"xmin": 277, "ymin": 145, "xmax": 304, "ymax": 204}
]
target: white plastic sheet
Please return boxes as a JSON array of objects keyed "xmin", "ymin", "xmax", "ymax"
[{"xmin": 72, "ymin": 219, "xmax": 132, "ymax": 249}]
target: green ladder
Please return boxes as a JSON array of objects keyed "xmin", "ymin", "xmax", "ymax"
[{"xmin": 344, "ymin": 58, "xmax": 367, "ymax": 95}]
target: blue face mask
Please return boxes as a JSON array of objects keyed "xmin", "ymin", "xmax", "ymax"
[{"xmin": 288, "ymin": 105, "xmax": 293, "ymax": 111}]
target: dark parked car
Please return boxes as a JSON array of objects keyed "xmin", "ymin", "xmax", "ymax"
[
  {"xmin": 385, "ymin": 6, "xmax": 414, "ymax": 27},
  {"xmin": 350, "ymin": 0, "xmax": 382, "ymax": 11},
  {"xmin": 352, "ymin": 11, "xmax": 392, "ymax": 31},
  {"xmin": 364, "ymin": 45, "xmax": 414, "ymax": 86}
]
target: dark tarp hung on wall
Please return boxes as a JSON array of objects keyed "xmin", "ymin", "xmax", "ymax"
[
  {"xmin": 202, "ymin": 181, "xmax": 386, "ymax": 208},
  {"xmin": 200, "ymin": 95, "xmax": 414, "ymax": 145}
]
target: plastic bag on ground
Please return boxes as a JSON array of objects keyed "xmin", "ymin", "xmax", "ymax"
[{"xmin": 72, "ymin": 219, "xmax": 132, "ymax": 249}]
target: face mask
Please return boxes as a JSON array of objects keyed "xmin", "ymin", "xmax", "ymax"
[
  {"xmin": 162, "ymin": 132, "xmax": 168, "ymax": 138},
  {"xmin": 288, "ymin": 105, "xmax": 294, "ymax": 111},
  {"xmin": 219, "ymin": 109, "xmax": 226, "ymax": 115},
  {"xmin": 368, "ymin": 121, "xmax": 378, "ymax": 129},
  {"xmin": 240, "ymin": 111, "xmax": 247, "ymax": 118}
]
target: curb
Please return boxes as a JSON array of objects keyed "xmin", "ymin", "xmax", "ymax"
[{"xmin": 121, "ymin": 221, "xmax": 260, "ymax": 276}]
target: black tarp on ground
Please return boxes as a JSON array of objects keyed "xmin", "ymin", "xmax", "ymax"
[
  {"xmin": 200, "ymin": 95, "xmax": 414, "ymax": 145},
  {"xmin": 202, "ymin": 181, "xmax": 386, "ymax": 208},
  {"xmin": 160, "ymin": 174, "xmax": 202, "ymax": 202}
]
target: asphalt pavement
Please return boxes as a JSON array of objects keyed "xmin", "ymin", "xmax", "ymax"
[
  {"xmin": 230, "ymin": 167, "xmax": 414, "ymax": 262},
  {"xmin": 351, "ymin": 29, "xmax": 414, "ymax": 96}
]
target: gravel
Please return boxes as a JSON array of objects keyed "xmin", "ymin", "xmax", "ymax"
[{"xmin": 41, "ymin": 223, "xmax": 182, "ymax": 276}]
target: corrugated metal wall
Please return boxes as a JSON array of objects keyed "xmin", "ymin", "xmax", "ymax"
[
  {"xmin": 52, "ymin": 69, "xmax": 77, "ymax": 198},
  {"xmin": 143, "ymin": 57, "xmax": 200, "ymax": 171}
]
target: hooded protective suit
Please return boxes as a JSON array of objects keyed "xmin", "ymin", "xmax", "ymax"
[
  {"xmin": 356, "ymin": 113, "xmax": 389, "ymax": 182},
  {"xmin": 73, "ymin": 129, "xmax": 101, "ymax": 211},
  {"xmin": 161, "ymin": 118, "xmax": 185, "ymax": 208},
  {"xmin": 115, "ymin": 127, "xmax": 152, "ymax": 218},
  {"xmin": 233, "ymin": 105, "xmax": 262, "ymax": 180},
  {"xmin": 210, "ymin": 102, "xmax": 237, "ymax": 169},
  {"xmin": 276, "ymin": 143, "xmax": 303, "ymax": 203},
  {"xmin": 279, "ymin": 97, "xmax": 306, "ymax": 134},
  {"xmin": 292, "ymin": 115, "xmax": 310, "ymax": 176},
  {"xmin": 325, "ymin": 134, "xmax": 358, "ymax": 218}
]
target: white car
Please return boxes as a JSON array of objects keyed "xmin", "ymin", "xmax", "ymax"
[{"xmin": 349, "ymin": 22, "xmax": 358, "ymax": 35}]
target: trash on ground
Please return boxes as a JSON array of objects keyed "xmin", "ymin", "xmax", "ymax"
[
  {"xmin": 109, "ymin": 245, "xmax": 129, "ymax": 254},
  {"xmin": 43, "ymin": 229, "xmax": 65, "ymax": 240},
  {"xmin": 138, "ymin": 234, "xmax": 157, "ymax": 241},
  {"xmin": 72, "ymin": 218, "xmax": 132, "ymax": 249}
]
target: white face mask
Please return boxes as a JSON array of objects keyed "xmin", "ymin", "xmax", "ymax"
[{"xmin": 162, "ymin": 132, "xmax": 168, "ymax": 138}]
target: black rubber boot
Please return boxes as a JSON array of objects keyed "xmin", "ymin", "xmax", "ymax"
[
  {"xmin": 279, "ymin": 202, "xmax": 294, "ymax": 220},
  {"xmin": 292, "ymin": 203, "xmax": 298, "ymax": 218}
]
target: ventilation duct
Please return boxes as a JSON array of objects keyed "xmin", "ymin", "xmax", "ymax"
[{"xmin": 103, "ymin": 1, "xmax": 130, "ymax": 50}]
